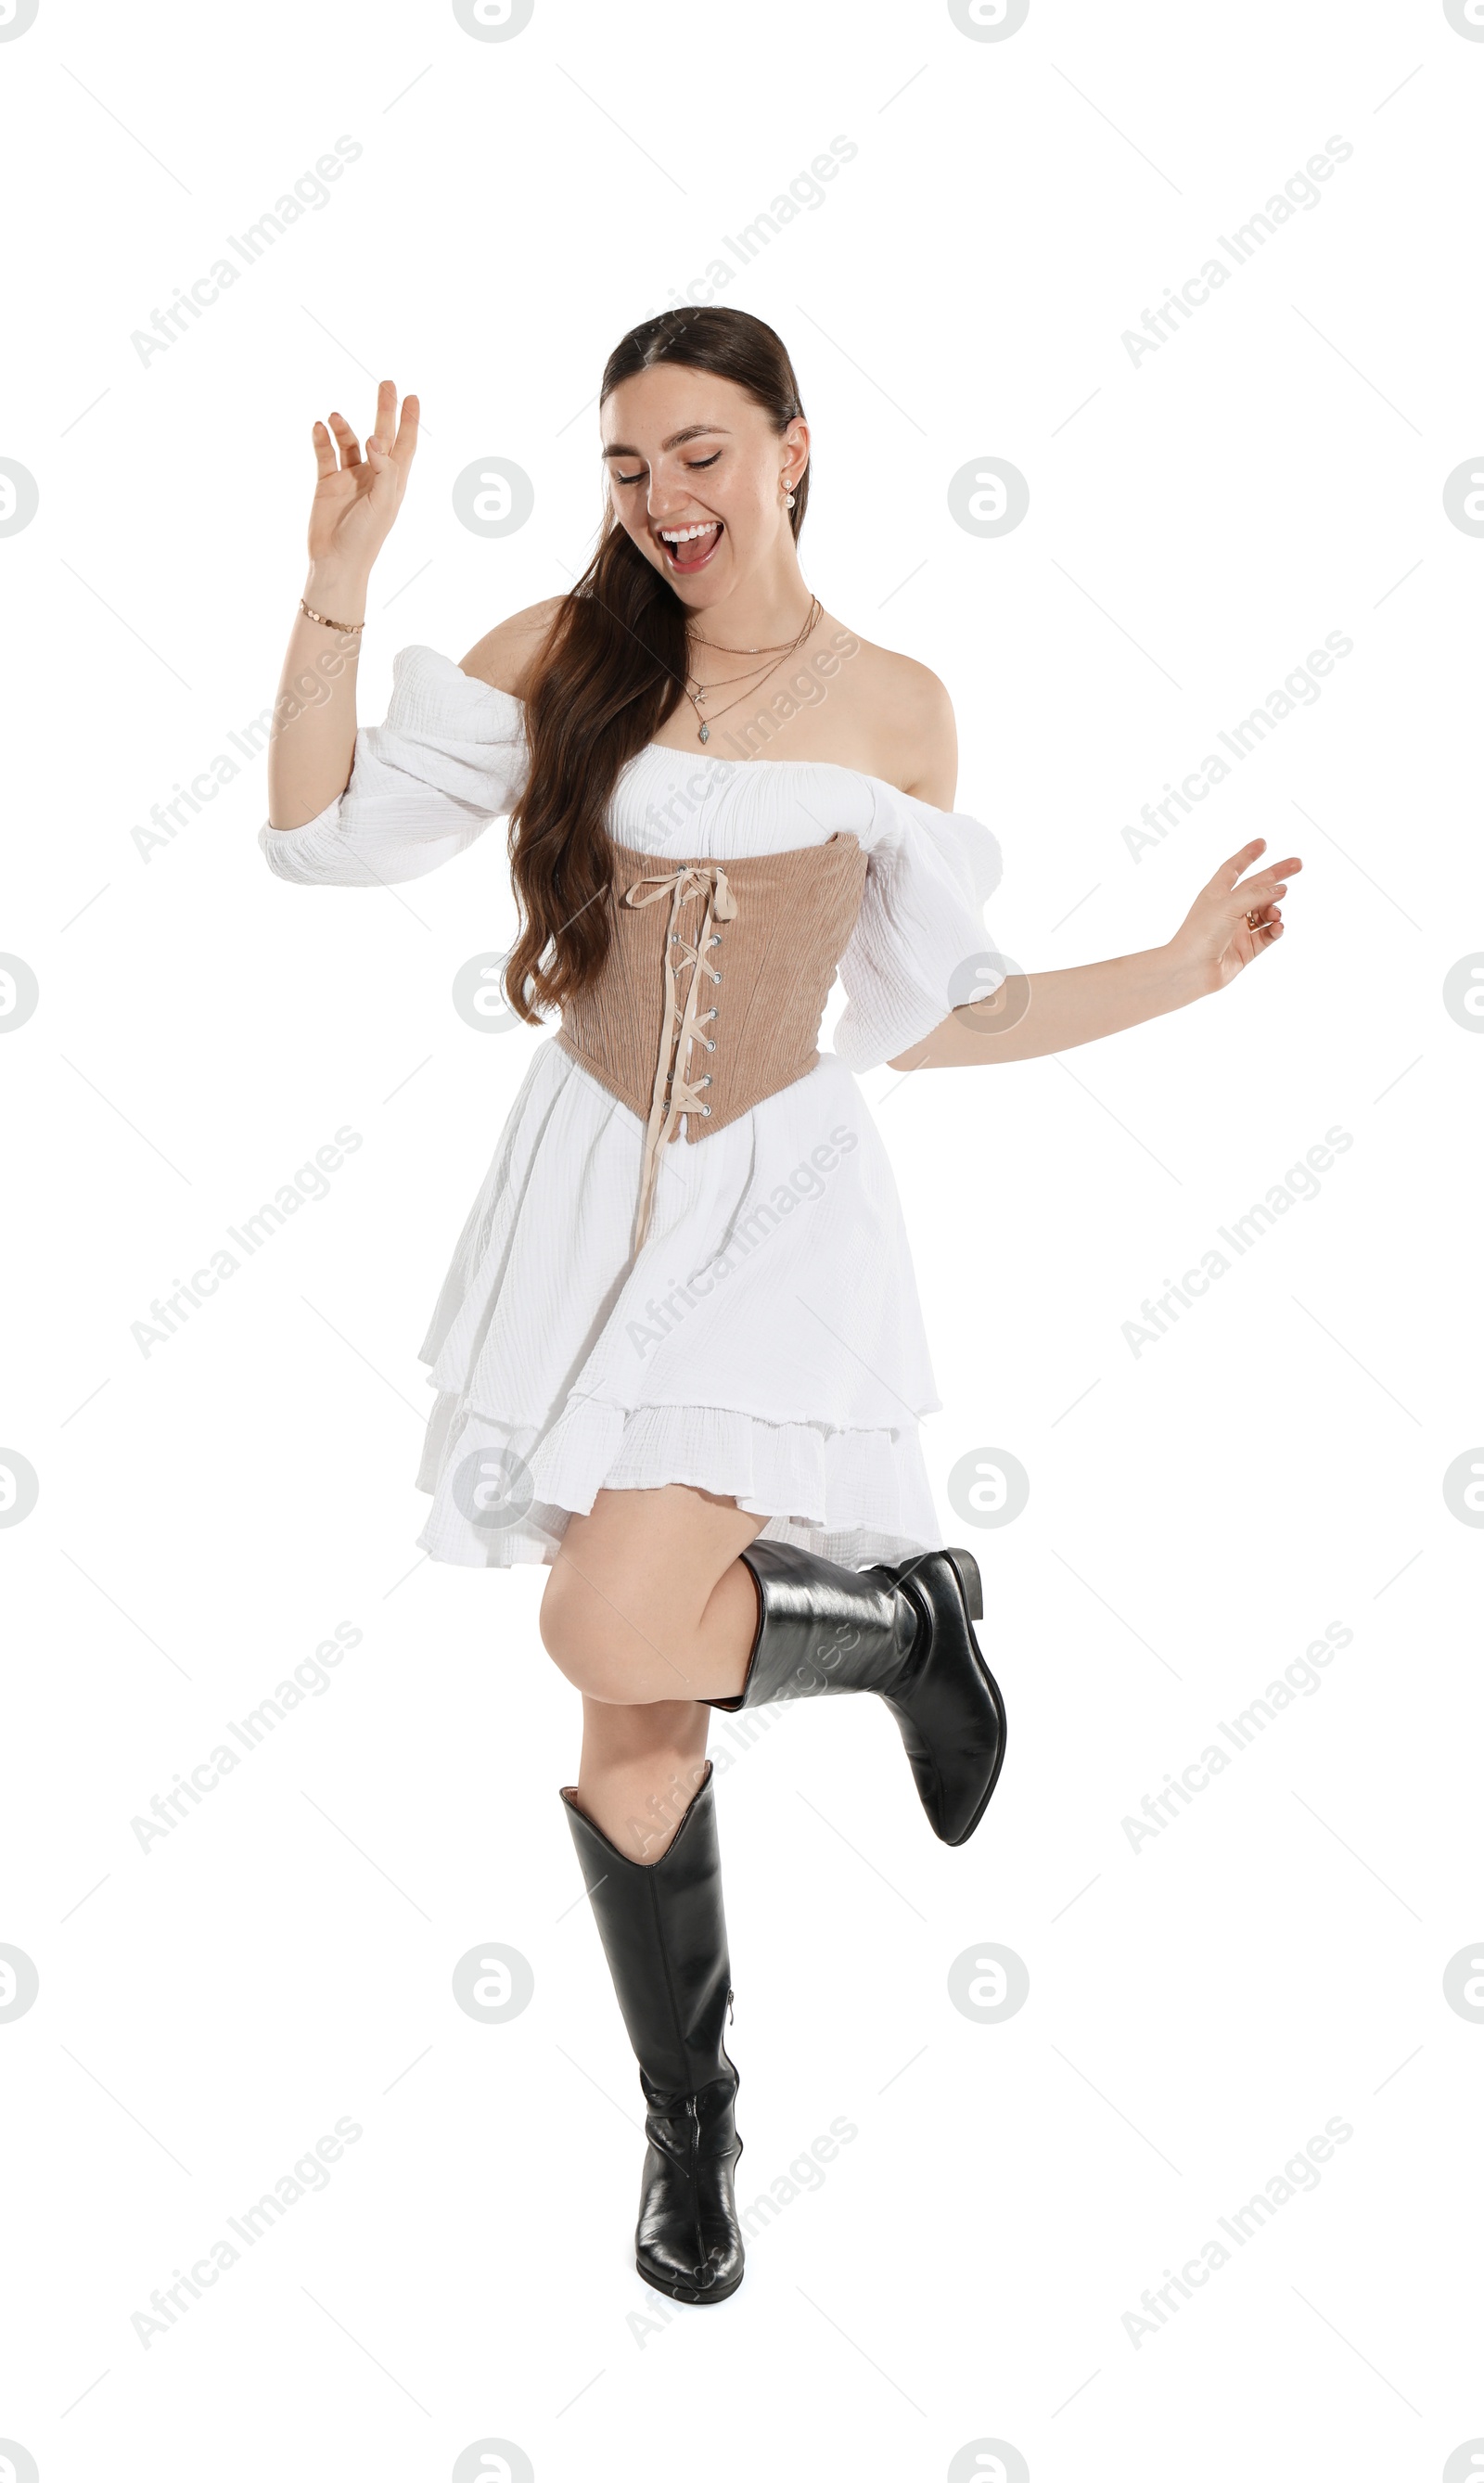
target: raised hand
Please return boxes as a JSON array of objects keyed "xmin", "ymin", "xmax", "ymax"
[
  {"xmin": 306, "ymin": 378, "xmax": 420, "ymax": 580},
  {"xmin": 267, "ymin": 382, "xmax": 419, "ymax": 829},
  {"xmin": 1170, "ymin": 837, "xmax": 1303, "ymax": 992}
]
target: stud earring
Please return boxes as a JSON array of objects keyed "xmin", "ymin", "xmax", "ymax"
[{"xmin": 781, "ymin": 475, "xmax": 797, "ymax": 509}]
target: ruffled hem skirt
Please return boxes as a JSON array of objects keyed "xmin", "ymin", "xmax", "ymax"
[{"xmin": 411, "ymin": 1038, "xmax": 944, "ymax": 1571}]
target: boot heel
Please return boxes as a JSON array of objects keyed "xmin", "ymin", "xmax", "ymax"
[{"xmin": 944, "ymin": 1547, "xmax": 983, "ymax": 1620}]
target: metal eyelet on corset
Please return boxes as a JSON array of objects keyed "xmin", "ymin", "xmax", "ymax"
[{"xmin": 700, "ymin": 1104, "xmax": 711, "ymax": 1115}]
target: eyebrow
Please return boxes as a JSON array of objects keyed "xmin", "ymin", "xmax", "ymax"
[{"xmin": 601, "ymin": 425, "xmax": 733, "ymax": 460}]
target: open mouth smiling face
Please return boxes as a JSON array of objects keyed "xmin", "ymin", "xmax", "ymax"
[
  {"xmin": 600, "ymin": 364, "xmax": 806, "ymax": 601},
  {"xmin": 602, "ymin": 402, "xmax": 733, "ymax": 587},
  {"xmin": 654, "ymin": 518, "xmax": 723, "ymax": 574}
]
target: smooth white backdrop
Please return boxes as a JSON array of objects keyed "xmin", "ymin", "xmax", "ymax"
[{"xmin": 3, "ymin": 2, "xmax": 1480, "ymax": 2477}]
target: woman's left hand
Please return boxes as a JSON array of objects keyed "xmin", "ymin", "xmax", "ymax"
[{"xmin": 1170, "ymin": 837, "xmax": 1303, "ymax": 992}]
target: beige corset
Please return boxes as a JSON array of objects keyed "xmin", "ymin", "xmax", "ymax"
[{"xmin": 556, "ymin": 830, "xmax": 870, "ymax": 1255}]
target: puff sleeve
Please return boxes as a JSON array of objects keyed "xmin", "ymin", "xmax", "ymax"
[
  {"xmin": 833, "ymin": 776, "xmax": 1006, "ymax": 1069},
  {"xmin": 258, "ymin": 644, "xmax": 529, "ymax": 888}
]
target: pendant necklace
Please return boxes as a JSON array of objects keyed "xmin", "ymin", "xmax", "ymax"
[{"xmin": 682, "ymin": 595, "xmax": 821, "ymax": 743}]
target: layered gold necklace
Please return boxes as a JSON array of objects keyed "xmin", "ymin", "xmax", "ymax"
[{"xmin": 681, "ymin": 595, "xmax": 822, "ymax": 743}]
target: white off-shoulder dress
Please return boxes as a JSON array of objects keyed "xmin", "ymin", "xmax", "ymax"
[{"xmin": 259, "ymin": 646, "xmax": 1004, "ymax": 1572}]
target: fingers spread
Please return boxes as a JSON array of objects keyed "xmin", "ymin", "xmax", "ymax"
[
  {"xmin": 1215, "ymin": 838, "xmax": 1267, "ymax": 888},
  {"xmin": 369, "ymin": 377, "xmax": 399, "ymax": 453},
  {"xmin": 1233, "ymin": 856, "xmax": 1301, "ymax": 905},
  {"xmin": 326, "ymin": 411, "xmax": 362, "ymax": 467},
  {"xmin": 1225, "ymin": 849, "xmax": 1302, "ymax": 898},
  {"xmin": 391, "ymin": 391, "xmax": 421, "ymax": 462}
]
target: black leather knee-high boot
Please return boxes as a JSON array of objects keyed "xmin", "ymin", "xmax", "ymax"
[
  {"xmin": 706, "ymin": 1542, "xmax": 1008, "ymax": 1847},
  {"xmin": 560, "ymin": 1762, "xmax": 745, "ymax": 2305}
]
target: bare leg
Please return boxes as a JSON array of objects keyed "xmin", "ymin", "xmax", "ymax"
[
  {"xmin": 575, "ymin": 1696, "xmax": 712, "ymax": 1862},
  {"xmin": 542, "ymin": 1483, "xmax": 768, "ymax": 1859},
  {"xmin": 542, "ymin": 1482, "xmax": 766, "ymax": 1708}
]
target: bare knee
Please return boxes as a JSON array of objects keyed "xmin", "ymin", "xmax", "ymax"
[
  {"xmin": 541, "ymin": 1489, "xmax": 760, "ymax": 1704},
  {"xmin": 540, "ymin": 1557, "xmax": 674, "ymax": 1702}
]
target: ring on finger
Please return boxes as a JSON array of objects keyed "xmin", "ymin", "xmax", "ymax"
[{"xmin": 1246, "ymin": 909, "xmax": 1263, "ymax": 929}]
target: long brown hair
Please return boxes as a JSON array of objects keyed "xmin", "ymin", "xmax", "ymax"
[{"xmin": 502, "ymin": 307, "xmax": 809, "ymax": 1024}]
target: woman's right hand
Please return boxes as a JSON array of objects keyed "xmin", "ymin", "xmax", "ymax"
[{"xmin": 306, "ymin": 378, "xmax": 420, "ymax": 583}]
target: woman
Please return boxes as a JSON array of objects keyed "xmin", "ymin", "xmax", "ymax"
[{"xmin": 261, "ymin": 308, "xmax": 1299, "ymax": 2307}]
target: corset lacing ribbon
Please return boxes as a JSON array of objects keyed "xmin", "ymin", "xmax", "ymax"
[{"xmin": 621, "ymin": 860, "xmax": 737, "ymax": 1256}]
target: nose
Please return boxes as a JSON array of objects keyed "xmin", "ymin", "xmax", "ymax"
[{"xmin": 645, "ymin": 457, "xmax": 693, "ymax": 520}]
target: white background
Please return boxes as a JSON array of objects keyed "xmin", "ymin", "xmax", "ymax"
[{"xmin": 3, "ymin": 1, "xmax": 1481, "ymax": 2477}]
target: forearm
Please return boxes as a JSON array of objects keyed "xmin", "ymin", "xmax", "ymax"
[
  {"xmin": 889, "ymin": 943, "xmax": 1212, "ymax": 1069},
  {"xmin": 264, "ymin": 561, "xmax": 371, "ymax": 830}
]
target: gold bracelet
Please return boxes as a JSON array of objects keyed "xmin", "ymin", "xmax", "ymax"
[{"xmin": 300, "ymin": 595, "xmax": 365, "ymax": 635}]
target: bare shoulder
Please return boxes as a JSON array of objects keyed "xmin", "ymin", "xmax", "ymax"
[
  {"xmin": 459, "ymin": 595, "xmax": 567, "ymax": 701},
  {"xmin": 838, "ymin": 626, "xmax": 958, "ymax": 807}
]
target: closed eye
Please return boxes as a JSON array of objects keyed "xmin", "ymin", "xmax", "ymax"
[{"xmin": 613, "ymin": 451, "xmax": 723, "ymax": 487}]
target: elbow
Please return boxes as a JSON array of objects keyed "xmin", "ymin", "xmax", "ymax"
[
  {"xmin": 887, "ymin": 1002, "xmax": 1016, "ymax": 1072},
  {"xmin": 263, "ymin": 785, "xmax": 350, "ymax": 837},
  {"xmin": 887, "ymin": 1013, "xmax": 954, "ymax": 1072}
]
